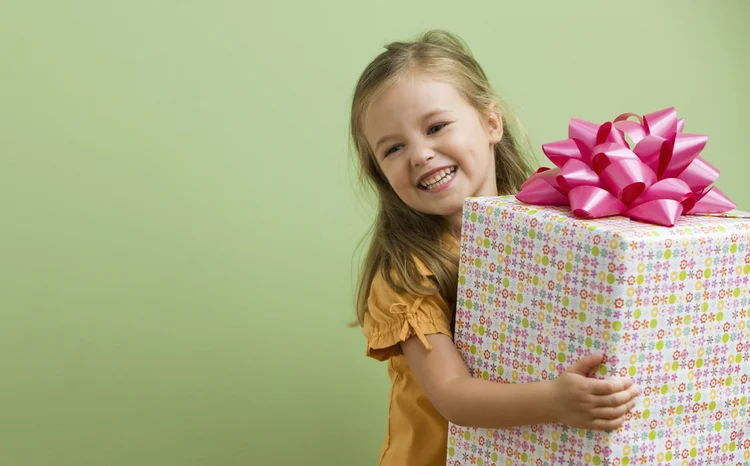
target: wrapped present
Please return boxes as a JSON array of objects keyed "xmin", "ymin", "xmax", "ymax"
[
  {"xmin": 447, "ymin": 196, "xmax": 750, "ymax": 466},
  {"xmin": 447, "ymin": 108, "xmax": 750, "ymax": 466}
]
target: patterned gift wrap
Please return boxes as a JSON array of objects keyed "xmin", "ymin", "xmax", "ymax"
[{"xmin": 447, "ymin": 196, "xmax": 750, "ymax": 466}]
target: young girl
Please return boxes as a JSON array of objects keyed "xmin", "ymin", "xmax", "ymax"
[{"xmin": 349, "ymin": 30, "xmax": 640, "ymax": 466}]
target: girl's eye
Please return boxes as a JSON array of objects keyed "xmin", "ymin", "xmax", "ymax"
[
  {"xmin": 428, "ymin": 123, "xmax": 447, "ymax": 134},
  {"xmin": 383, "ymin": 124, "xmax": 447, "ymax": 158},
  {"xmin": 384, "ymin": 144, "xmax": 402, "ymax": 157}
]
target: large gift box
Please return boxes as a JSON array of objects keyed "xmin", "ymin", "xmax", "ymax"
[
  {"xmin": 446, "ymin": 197, "xmax": 750, "ymax": 466},
  {"xmin": 446, "ymin": 108, "xmax": 750, "ymax": 466}
]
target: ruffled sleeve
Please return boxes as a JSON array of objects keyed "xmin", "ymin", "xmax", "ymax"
[{"xmin": 362, "ymin": 270, "xmax": 452, "ymax": 362}]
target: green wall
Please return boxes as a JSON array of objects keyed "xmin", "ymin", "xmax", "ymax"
[{"xmin": 1, "ymin": 1, "xmax": 748, "ymax": 465}]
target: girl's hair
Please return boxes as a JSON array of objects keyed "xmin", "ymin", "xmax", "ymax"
[{"xmin": 349, "ymin": 29, "xmax": 534, "ymax": 326}]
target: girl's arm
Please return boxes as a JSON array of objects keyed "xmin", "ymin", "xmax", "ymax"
[{"xmin": 402, "ymin": 334, "xmax": 639, "ymax": 430}]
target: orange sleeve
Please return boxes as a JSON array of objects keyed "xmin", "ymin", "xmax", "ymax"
[{"xmin": 362, "ymin": 270, "xmax": 452, "ymax": 362}]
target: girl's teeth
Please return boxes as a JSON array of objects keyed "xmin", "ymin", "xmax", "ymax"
[
  {"xmin": 421, "ymin": 167, "xmax": 456, "ymax": 190},
  {"xmin": 423, "ymin": 170, "xmax": 446, "ymax": 186}
]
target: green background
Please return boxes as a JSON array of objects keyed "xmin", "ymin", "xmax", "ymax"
[{"xmin": 1, "ymin": 1, "xmax": 748, "ymax": 465}]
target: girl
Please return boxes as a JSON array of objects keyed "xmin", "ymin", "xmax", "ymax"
[{"xmin": 349, "ymin": 30, "xmax": 640, "ymax": 466}]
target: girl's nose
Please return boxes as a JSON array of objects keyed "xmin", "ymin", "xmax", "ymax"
[{"xmin": 410, "ymin": 146, "xmax": 435, "ymax": 167}]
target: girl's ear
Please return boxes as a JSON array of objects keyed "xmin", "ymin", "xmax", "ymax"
[{"xmin": 486, "ymin": 102, "xmax": 504, "ymax": 144}]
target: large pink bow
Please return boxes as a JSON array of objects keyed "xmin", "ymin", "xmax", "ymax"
[{"xmin": 515, "ymin": 107, "xmax": 736, "ymax": 227}]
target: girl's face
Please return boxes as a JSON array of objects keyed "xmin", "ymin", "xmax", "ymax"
[{"xmin": 363, "ymin": 74, "xmax": 502, "ymax": 231}]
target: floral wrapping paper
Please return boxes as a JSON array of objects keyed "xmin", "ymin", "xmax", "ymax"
[{"xmin": 447, "ymin": 196, "xmax": 750, "ymax": 466}]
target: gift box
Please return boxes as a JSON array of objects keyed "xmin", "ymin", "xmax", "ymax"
[
  {"xmin": 446, "ymin": 196, "xmax": 750, "ymax": 466},
  {"xmin": 447, "ymin": 107, "xmax": 750, "ymax": 466},
  {"xmin": 448, "ymin": 196, "xmax": 750, "ymax": 466}
]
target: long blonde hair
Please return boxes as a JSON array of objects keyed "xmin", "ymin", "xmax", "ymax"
[{"xmin": 349, "ymin": 30, "xmax": 534, "ymax": 326}]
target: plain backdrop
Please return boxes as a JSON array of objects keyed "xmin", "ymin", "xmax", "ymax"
[{"xmin": 2, "ymin": 1, "xmax": 749, "ymax": 465}]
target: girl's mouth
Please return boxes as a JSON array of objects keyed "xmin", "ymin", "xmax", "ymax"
[{"xmin": 419, "ymin": 166, "xmax": 457, "ymax": 191}]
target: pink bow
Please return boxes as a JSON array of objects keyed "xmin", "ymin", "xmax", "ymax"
[{"xmin": 515, "ymin": 107, "xmax": 736, "ymax": 227}]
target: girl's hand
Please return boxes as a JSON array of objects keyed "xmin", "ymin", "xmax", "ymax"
[{"xmin": 552, "ymin": 354, "xmax": 640, "ymax": 431}]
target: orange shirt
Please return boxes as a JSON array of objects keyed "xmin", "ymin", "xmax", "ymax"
[{"xmin": 362, "ymin": 235, "xmax": 459, "ymax": 466}]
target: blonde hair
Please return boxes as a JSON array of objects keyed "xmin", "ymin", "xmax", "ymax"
[{"xmin": 349, "ymin": 29, "xmax": 534, "ymax": 326}]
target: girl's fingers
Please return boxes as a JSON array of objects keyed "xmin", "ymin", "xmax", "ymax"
[
  {"xmin": 590, "ymin": 412, "xmax": 628, "ymax": 432},
  {"xmin": 589, "ymin": 377, "xmax": 633, "ymax": 395},
  {"xmin": 592, "ymin": 400, "xmax": 636, "ymax": 420},
  {"xmin": 598, "ymin": 385, "xmax": 640, "ymax": 407}
]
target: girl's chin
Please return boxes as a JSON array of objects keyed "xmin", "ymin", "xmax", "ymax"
[
  {"xmin": 427, "ymin": 203, "xmax": 465, "ymax": 219},
  {"xmin": 410, "ymin": 190, "xmax": 468, "ymax": 217}
]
